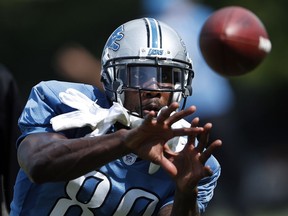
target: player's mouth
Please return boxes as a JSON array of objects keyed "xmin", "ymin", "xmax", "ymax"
[{"xmin": 142, "ymin": 102, "xmax": 161, "ymax": 116}]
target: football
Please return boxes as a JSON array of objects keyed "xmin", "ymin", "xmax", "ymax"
[{"xmin": 199, "ymin": 6, "xmax": 272, "ymax": 76}]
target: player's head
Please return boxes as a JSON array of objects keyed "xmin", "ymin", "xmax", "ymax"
[{"xmin": 101, "ymin": 17, "xmax": 194, "ymax": 117}]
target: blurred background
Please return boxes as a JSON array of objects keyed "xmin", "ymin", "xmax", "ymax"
[{"xmin": 0, "ymin": 0, "xmax": 287, "ymax": 215}]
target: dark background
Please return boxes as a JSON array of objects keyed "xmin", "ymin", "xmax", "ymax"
[
  {"xmin": 0, "ymin": 0, "xmax": 287, "ymax": 215},
  {"xmin": 0, "ymin": 0, "xmax": 142, "ymax": 98}
]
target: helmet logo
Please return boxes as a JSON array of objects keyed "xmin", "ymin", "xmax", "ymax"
[
  {"xmin": 148, "ymin": 48, "xmax": 164, "ymax": 56},
  {"xmin": 139, "ymin": 47, "xmax": 172, "ymax": 58},
  {"xmin": 106, "ymin": 25, "xmax": 124, "ymax": 51},
  {"xmin": 179, "ymin": 37, "xmax": 188, "ymax": 54}
]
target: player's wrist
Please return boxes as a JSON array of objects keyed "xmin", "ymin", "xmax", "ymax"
[
  {"xmin": 176, "ymin": 185, "xmax": 198, "ymax": 198},
  {"xmin": 172, "ymin": 187, "xmax": 199, "ymax": 216},
  {"xmin": 115, "ymin": 129, "xmax": 133, "ymax": 155}
]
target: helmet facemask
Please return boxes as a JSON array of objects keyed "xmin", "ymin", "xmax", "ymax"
[{"xmin": 102, "ymin": 56, "xmax": 194, "ymax": 118}]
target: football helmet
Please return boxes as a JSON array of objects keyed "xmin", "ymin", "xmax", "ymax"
[{"xmin": 101, "ymin": 17, "xmax": 194, "ymax": 117}]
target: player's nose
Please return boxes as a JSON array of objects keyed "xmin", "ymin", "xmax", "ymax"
[
  {"xmin": 142, "ymin": 90, "xmax": 161, "ymax": 99},
  {"xmin": 142, "ymin": 78, "xmax": 162, "ymax": 98},
  {"xmin": 142, "ymin": 77, "xmax": 160, "ymax": 89}
]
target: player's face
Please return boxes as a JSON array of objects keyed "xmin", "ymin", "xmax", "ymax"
[
  {"xmin": 122, "ymin": 66, "xmax": 177, "ymax": 116},
  {"xmin": 124, "ymin": 89, "xmax": 172, "ymax": 117}
]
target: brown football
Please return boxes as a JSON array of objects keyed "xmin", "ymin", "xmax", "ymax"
[{"xmin": 199, "ymin": 6, "xmax": 272, "ymax": 76}]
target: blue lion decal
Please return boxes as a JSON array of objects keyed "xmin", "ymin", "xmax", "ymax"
[{"xmin": 106, "ymin": 25, "xmax": 124, "ymax": 51}]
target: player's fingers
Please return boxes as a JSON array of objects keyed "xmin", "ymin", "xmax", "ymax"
[
  {"xmin": 143, "ymin": 111, "xmax": 156, "ymax": 125},
  {"xmin": 156, "ymin": 104, "xmax": 177, "ymax": 124},
  {"xmin": 166, "ymin": 105, "xmax": 196, "ymax": 127},
  {"xmin": 172, "ymin": 127, "xmax": 203, "ymax": 138},
  {"xmin": 196, "ymin": 122, "xmax": 212, "ymax": 152},
  {"xmin": 199, "ymin": 140, "xmax": 222, "ymax": 164},
  {"xmin": 185, "ymin": 117, "xmax": 201, "ymax": 147},
  {"xmin": 185, "ymin": 118, "xmax": 200, "ymax": 144},
  {"xmin": 203, "ymin": 166, "xmax": 214, "ymax": 177},
  {"xmin": 158, "ymin": 154, "xmax": 177, "ymax": 177},
  {"xmin": 190, "ymin": 117, "xmax": 200, "ymax": 128}
]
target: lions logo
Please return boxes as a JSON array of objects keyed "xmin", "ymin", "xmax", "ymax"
[{"xmin": 106, "ymin": 25, "xmax": 124, "ymax": 51}]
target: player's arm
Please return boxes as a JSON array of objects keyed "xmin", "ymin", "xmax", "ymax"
[
  {"xmin": 18, "ymin": 103, "xmax": 202, "ymax": 184},
  {"xmin": 18, "ymin": 130, "xmax": 130, "ymax": 183}
]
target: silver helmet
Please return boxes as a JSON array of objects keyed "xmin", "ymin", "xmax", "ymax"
[{"xmin": 101, "ymin": 17, "xmax": 194, "ymax": 116}]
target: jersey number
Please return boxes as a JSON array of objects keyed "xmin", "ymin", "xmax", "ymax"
[{"xmin": 49, "ymin": 171, "xmax": 159, "ymax": 215}]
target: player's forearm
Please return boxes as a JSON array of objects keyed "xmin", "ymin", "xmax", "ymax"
[
  {"xmin": 18, "ymin": 130, "xmax": 130, "ymax": 183},
  {"xmin": 170, "ymin": 188, "xmax": 200, "ymax": 216}
]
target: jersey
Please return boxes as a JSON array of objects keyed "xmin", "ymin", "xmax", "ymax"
[{"xmin": 10, "ymin": 80, "xmax": 221, "ymax": 215}]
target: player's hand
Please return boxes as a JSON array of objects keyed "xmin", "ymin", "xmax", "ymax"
[
  {"xmin": 123, "ymin": 102, "xmax": 204, "ymax": 166},
  {"xmin": 163, "ymin": 117, "xmax": 222, "ymax": 194}
]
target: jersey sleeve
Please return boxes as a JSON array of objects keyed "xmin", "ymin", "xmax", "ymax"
[
  {"xmin": 17, "ymin": 81, "xmax": 63, "ymax": 144},
  {"xmin": 17, "ymin": 80, "xmax": 108, "ymax": 146},
  {"xmin": 197, "ymin": 155, "xmax": 221, "ymax": 213}
]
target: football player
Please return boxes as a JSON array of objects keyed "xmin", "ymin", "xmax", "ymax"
[{"xmin": 10, "ymin": 18, "xmax": 221, "ymax": 215}]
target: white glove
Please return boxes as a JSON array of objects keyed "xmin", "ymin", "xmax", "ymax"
[{"xmin": 50, "ymin": 88, "xmax": 130, "ymax": 135}]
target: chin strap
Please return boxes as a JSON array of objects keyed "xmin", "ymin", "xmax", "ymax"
[{"xmin": 50, "ymin": 88, "xmax": 191, "ymax": 174}]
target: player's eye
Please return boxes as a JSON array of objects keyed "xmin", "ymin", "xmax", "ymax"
[{"xmin": 161, "ymin": 73, "xmax": 169, "ymax": 82}]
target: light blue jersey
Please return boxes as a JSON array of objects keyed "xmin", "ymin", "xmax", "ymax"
[{"xmin": 10, "ymin": 81, "xmax": 221, "ymax": 215}]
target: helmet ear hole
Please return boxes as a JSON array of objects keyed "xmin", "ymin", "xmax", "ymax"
[
  {"xmin": 184, "ymin": 85, "xmax": 192, "ymax": 97},
  {"xmin": 113, "ymin": 80, "xmax": 122, "ymax": 92},
  {"xmin": 101, "ymin": 70, "xmax": 110, "ymax": 86}
]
